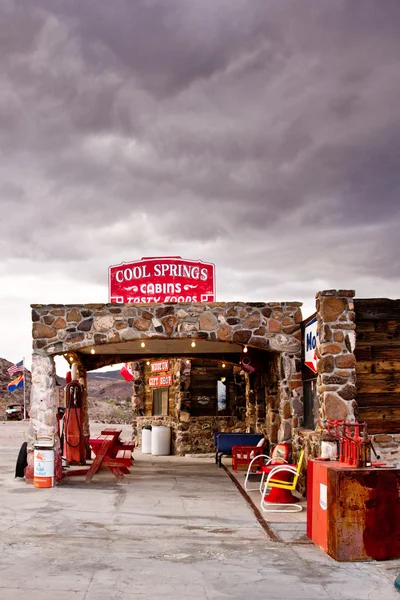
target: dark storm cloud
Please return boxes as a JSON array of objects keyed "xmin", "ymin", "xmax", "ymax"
[{"xmin": 0, "ymin": 0, "xmax": 399, "ymax": 298}]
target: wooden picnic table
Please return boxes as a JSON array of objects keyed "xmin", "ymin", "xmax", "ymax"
[
  {"xmin": 85, "ymin": 434, "xmax": 133, "ymax": 483},
  {"xmin": 101, "ymin": 427, "xmax": 122, "ymax": 437},
  {"xmin": 90, "ymin": 429, "xmax": 135, "ymax": 458}
]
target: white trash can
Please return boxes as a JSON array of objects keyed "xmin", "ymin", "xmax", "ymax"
[
  {"xmin": 151, "ymin": 426, "xmax": 171, "ymax": 456},
  {"xmin": 142, "ymin": 426, "xmax": 152, "ymax": 454}
]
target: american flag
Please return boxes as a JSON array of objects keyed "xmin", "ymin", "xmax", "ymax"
[{"xmin": 7, "ymin": 360, "xmax": 24, "ymax": 376}]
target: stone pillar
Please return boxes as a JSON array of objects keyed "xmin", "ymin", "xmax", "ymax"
[
  {"xmin": 316, "ymin": 290, "xmax": 357, "ymax": 423},
  {"xmin": 26, "ymin": 353, "xmax": 62, "ymax": 483},
  {"xmin": 255, "ymin": 373, "xmax": 266, "ymax": 433},
  {"xmin": 245, "ymin": 374, "xmax": 257, "ymax": 432},
  {"xmin": 278, "ymin": 352, "xmax": 303, "ymax": 442}
]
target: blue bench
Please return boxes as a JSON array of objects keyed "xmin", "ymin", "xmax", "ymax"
[{"xmin": 214, "ymin": 432, "xmax": 264, "ymax": 468}]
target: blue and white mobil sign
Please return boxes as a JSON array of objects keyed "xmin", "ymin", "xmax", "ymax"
[{"xmin": 304, "ymin": 316, "xmax": 319, "ymax": 374}]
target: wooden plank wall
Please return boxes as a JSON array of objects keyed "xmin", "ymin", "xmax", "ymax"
[{"xmin": 354, "ymin": 299, "xmax": 400, "ymax": 433}]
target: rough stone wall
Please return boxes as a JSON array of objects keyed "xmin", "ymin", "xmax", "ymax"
[
  {"xmin": 370, "ymin": 434, "xmax": 400, "ymax": 467},
  {"xmin": 31, "ymin": 301, "xmax": 302, "ymax": 355},
  {"xmin": 316, "ymin": 290, "xmax": 357, "ymax": 423},
  {"xmin": 25, "ymin": 354, "xmax": 63, "ymax": 483},
  {"xmin": 278, "ymin": 352, "xmax": 303, "ymax": 442},
  {"xmin": 292, "ymin": 429, "xmax": 320, "ymax": 496},
  {"xmin": 265, "ymin": 354, "xmax": 280, "ymax": 443}
]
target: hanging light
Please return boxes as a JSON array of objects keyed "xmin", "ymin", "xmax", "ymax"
[
  {"xmin": 69, "ymin": 356, "xmax": 74, "ymax": 362},
  {"xmin": 243, "ymin": 345, "xmax": 248, "ymax": 353},
  {"xmin": 90, "ymin": 349, "xmax": 95, "ymax": 355},
  {"xmin": 146, "ymin": 361, "xmax": 150, "ymax": 366},
  {"xmin": 186, "ymin": 359, "xmax": 190, "ymax": 364},
  {"xmin": 141, "ymin": 341, "xmax": 146, "ymax": 348},
  {"xmin": 221, "ymin": 376, "xmax": 226, "ymax": 382},
  {"xmin": 222, "ymin": 363, "xmax": 226, "ymax": 368},
  {"xmin": 191, "ymin": 341, "xmax": 196, "ymax": 348}
]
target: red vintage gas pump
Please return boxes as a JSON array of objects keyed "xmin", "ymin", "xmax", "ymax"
[{"xmin": 63, "ymin": 379, "xmax": 86, "ymax": 465}]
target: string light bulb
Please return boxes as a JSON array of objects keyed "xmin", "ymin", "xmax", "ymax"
[
  {"xmin": 222, "ymin": 363, "xmax": 226, "ymax": 368},
  {"xmin": 191, "ymin": 341, "xmax": 196, "ymax": 348},
  {"xmin": 243, "ymin": 345, "xmax": 248, "ymax": 353},
  {"xmin": 141, "ymin": 341, "xmax": 146, "ymax": 348},
  {"xmin": 90, "ymin": 349, "xmax": 95, "ymax": 354},
  {"xmin": 146, "ymin": 361, "xmax": 150, "ymax": 366}
]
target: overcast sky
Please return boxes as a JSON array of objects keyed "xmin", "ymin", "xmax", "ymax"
[{"xmin": 1, "ymin": 0, "xmax": 399, "ymax": 376}]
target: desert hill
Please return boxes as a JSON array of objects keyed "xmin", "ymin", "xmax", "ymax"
[{"xmin": 0, "ymin": 358, "xmax": 133, "ymax": 423}]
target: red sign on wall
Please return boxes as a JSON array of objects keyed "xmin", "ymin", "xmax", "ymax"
[
  {"xmin": 109, "ymin": 256, "xmax": 215, "ymax": 304},
  {"xmin": 151, "ymin": 360, "xmax": 170, "ymax": 373},
  {"xmin": 149, "ymin": 375, "xmax": 172, "ymax": 388}
]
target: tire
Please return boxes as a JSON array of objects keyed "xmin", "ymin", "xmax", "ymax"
[{"xmin": 15, "ymin": 442, "xmax": 28, "ymax": 478}]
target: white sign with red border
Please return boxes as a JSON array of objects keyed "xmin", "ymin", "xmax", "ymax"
[
  {"xmin": 304, "ymin": 316, "xmax": 319, "ymax": 374},
  {"xmin": 151, "ymin": 360, "xmax": 170, "ymax": 373},
  {"xmin": 149, "ymin": 375, "xmax": 172, "ymax": 388}
]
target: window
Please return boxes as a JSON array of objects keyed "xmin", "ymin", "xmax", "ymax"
[
  {"xmin": 152, "ymin": 388, "xmax": 169, "ymax": 416},
  {"xmin": 217, "ymin": 379, "xmax": 227, "ymax": 412},
  {"xmin": 303, "ymin": 379, "xmax": 317, "ymax": 429},
  {"xmin": 190, "ymin": 376, "xmax": 233, "ymax": 416}
]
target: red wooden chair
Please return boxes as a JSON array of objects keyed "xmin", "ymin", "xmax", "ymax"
[
  {"xmin": 231, "ymin": 438, "xmax": 266, "ymax": 472},
  {"xmin": 244, "ymin": 443, "xmax": 290, "ymax": 491}
]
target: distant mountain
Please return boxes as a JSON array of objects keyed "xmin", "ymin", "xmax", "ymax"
[
  {"xmin": 86, "ymin": 370, "xmax": 132, "ymax": 424},
  {"xmin": 87, "ymin": 370, "xmax": 123, "ymax": 381},
  {"xmin": 0, "ymin": 357, "xmax": 132, "ymax": 423}
]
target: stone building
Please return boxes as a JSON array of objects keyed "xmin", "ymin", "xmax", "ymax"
[{"xmin": 26, "ymin": 290, "xmax": 400, "ymax": 484}]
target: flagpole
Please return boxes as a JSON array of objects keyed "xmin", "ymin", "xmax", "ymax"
[{"xmin": 23, "ymin": 357, "xmax": 26, "ymax": 420}]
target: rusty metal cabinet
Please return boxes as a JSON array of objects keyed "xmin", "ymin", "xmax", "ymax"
[{"xmin": 307, "ymin": 459, "xmax": 400, "ymax": 561}]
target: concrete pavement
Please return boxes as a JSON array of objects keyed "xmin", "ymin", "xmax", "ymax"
[{"xmin": 0, "ymin": 421, "xmax": 399, "ymax": 599}]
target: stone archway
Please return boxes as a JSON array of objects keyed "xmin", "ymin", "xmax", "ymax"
[{"xmin": 27, "ymin": 300, "xmax": 303, "ymax": 481}]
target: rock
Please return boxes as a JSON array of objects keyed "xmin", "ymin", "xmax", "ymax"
[
  {"xmin": 269, "ymin": 319, "xmax": 282, "ymax": 333},
  {"xmin": 53, "ymin": 317, "xmax": 67, "ymax": 329},
  {"xmin": 320, "ymin": 297, "xmax": 346, "ymax": 322},
  {"xmin": 335, "ymin": 354, "xmax": 356, "ymax": 369},
  {"xmin": 283, "ymin": 402, "xmax": 291, "ymax": 419},
  {"xmin": 279, "ymin": 420, "xmax": 292, "ymax": 441},
  {"xmin": 320, "ymin": 343, "xmax": 342, "ymax": 356},
  {"xmin": 319, "ymin": 355, "xmax": 335, "ymax": 373},
  {"xmin": 232, "ymin": 330, "xmax": 252, "ymax": 344},
  {"xmin": 94, "ymin": 315, "xmax": 114, "ymax": 332},
  {"xmin": 337, "ymin": 384, "xmax": 357, "ymax": 401},
  {"xmin": 373, "ymin": 434, "xmax": 393, "ymax": 443},
  {"xmin": 269, "ymin": 334, "xmax": 301, "ymax": 353},
  {"xmin": 243, "ymin": 312, "xmax": 261, "ymax": 329},
  {"xmin": 325, "ymin": 393, "xmax": 349, "ymax": 420},
  {"xmin": 66, "ymin": 309, "xmax": 82, "ymax": 322},
  {"xmin": 134, "ymin": 317, "xmax": 151, "ymax": 331},
  {"xmin": 77, "ymin": 318, "xmax": 93, "ymax": 332},
  {"xmin": 107, "ymin": 331, "xmax": 121, "ymax": 343},
  {"xmin": 199, "ymin": 311, "xmax": 218, "ymax": 330},
  {"xmin": 162, "ymin": 316, "xmax": 177, "ymax": 336},
  {"xmin": 33, "ymin": 323, "xmax": 56, "ymax": 339},
  {"xmin": 217, "ymin": 325, "xmax": 232, "ymax": 341}
]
